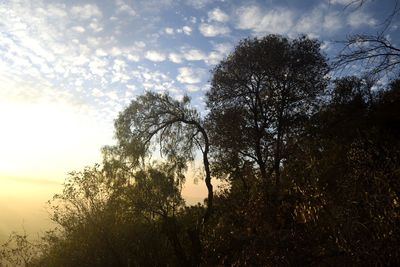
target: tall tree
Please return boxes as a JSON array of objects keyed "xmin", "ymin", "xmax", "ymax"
[{"xmin": 206, "ymin": 34, "xmax": 328, "ymax": 189}]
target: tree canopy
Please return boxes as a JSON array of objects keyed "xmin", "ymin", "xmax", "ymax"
[{"xmin": 206, "ymin": 35, "xmax": 328, "ymax": 188}]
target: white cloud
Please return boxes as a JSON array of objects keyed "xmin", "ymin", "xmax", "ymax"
[
  {"xmin": 145, "ymin": 50, "xmax": 166, "ymax": 61},
  {"xmin": 165, "ymin": 27, "xmax": 174, "ymax": 34},
  {"xmin": 236, "ymin": 6, "xmax": 262, "ymax": 31},
  {"xmin": 208, "ymin": 8, "xmax": 229, "ymax": 23},
  {"xmin": 92, "ymin": 88, "xmax": 104, "ymax": 97},
  {"xmin": 295, "ymin": 11, "xmax": 319, "ymax": 34},
  {"xmin": 115, "ymin": 0, "xmax": 136, "ymax": 16},
  {"xmin": 169, "ymin": 43, "xmax": 231, "ymax": 65},
  {"xmin": 185, "ymin": 0, "xmax": 212, "ymax": 9},
  {"xmin": 328, "ymin": 0, "xmax": 354, "ymax": 5},
  {"xmin": 86, "ymin": 37, "xmax": 99, "ymax": 47},
  {"xmin": 323, "ymin": 12, "xmax": 342, "ymax": 32},
  {"xmin": 213, "ymin": 43, "xmax": 232, "ymax": 55},
  {"xmin": 205, "ymin": 43, "xmax": 232, "ymax": 65},
  {"xmin": 126, "ymin": 84, "xmax": 136, "ymax": 91},
  {"xmin": 320, "ymin": 41, "xmax": 332, "ymax": 51},
  {"xmin": 134, "ymin": 67, "xmax": 176, "ymax": 92},
  {"xmin": 184, "ymin": 49, "xmax": 207, "ymax": 61},
  {"xmin": 46, "ymin": 4, "xmax": 68, "ymax": 18},
  {"xmin": 135, "ymin": 41, "xmax": 146, "ymax": 48},
  {"xmin": 106, "ymin": 90, "xmax": 119, "ymax": 100},
  {"xmin": 348, "ymin": 11, "xmax": 376, "ymax": 28},
  {"xmin": 89, "ymin": 20, "xmax": 103, "ymax": 32},
  {"xmin": 177, "ymin": 67, "xmax": 207, "ymax": 84},
  {"xmin": 189, "ymin": 16, "xmax": 197, "ymax": 24},
  {"xmin": 186, "ymin": 85, "xmax": 201, "ymax": 92},
  {"xmin": 295, "ymin": 7, "xmax": 343, "ymax": 36},
  {"xmin": 89, "ymin": 57, "xmax": 108, "ymax": 76},
  {"xmin": 169, "ymin": 53, "xmax": 183, "ymax": 63},
  {"xmin": 73, "ymin": 55, "xmax": 89, "ymax": 66},
  {"xmin": 164, "ymin": 25, "xmax": 193, "ymax": 35},
  {"xmin": 111, "ymin": 59, "xmax": 130, "ymax": 83},
  {"xmin": 111, "ymin": 47, "xmax": 123, "ymax": 56},
  {"xmin": 95, "ymin": 49, "xmax": 107, "ymax": 57},
  {"xmin": 166, "ymin": 26, "xmax": 192, "ymax": 36},
  {"xmin": 127, "ymin": 53, "xmax": 140, "ymax": 62},
  {"xmin": 72, "ymin": 26, "xmax": 85, "ymax": 33},
  {"xmin": 70, "ymin": 4, "xmax": 102, "ymax": 20},
  {"xmin": 199, "ymin": 23, "xmax": 230, "ymax": 37},
  {"xmin": 182, "ymin": 26, "xmax": 192, "ymax": 35},
  {"xmin": 236, "ymin": 6, "xmax": 293, "ymax": 35}
]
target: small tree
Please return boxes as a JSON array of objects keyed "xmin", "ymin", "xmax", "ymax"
[
  {"xmin": 0, "ymin": 231, "xmax": 41, "ymax": 267},
  {"xmin": 112, "ymin": 92, "xmax": 213, "ymax": 266},
  {"xmin": 29, "ymin": 163, "xmax": 184, "ymax": 266},
  {"xmin": 114, "ymin": 92, "xmax": 213, "ymax": 222}
]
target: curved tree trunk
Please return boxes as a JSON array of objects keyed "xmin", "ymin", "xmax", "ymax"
[{"xmin": 181, "ymin": 118, "xmax": 213, "ymax": 223}]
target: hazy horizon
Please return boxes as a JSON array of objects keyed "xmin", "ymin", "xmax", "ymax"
[{"xmin": 0, "ymin": 171, "xmax": 209, "ymax": 242}]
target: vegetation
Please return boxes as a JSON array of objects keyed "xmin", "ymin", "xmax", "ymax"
[{"xmin": 1, "ymin": 34, "xmax": 399, "ymax": 266}]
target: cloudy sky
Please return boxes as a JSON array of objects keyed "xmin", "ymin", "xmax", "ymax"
[{"xmin": 0, "ymin": 0, "xmax": 399, "ymax": 236}]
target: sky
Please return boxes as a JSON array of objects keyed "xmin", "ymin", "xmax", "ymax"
[{"xmin": 0, "ymin": 0, "xmax": 399, "ymax": 239}]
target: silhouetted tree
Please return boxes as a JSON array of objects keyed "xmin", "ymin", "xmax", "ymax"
[
  {"xmin": 112, "ymin": 92, "xmax": 213, "ymax": 266},
  {"xmin": 114, "ymin": 92, "xmax": 213, "ymax": 223},
  {"xmin": 206, "ymin": 34, "xmax": 328, "ymax": 190}
]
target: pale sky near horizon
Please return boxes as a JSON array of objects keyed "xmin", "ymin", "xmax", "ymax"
[{"xmin": 0, "ymin": 0, "xmax": 399, "ymax": 239}]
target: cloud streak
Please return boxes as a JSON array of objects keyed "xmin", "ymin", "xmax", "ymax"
[{"xmin": 177, "ymin": 67, "xmax": 207, "ymax": 84}]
